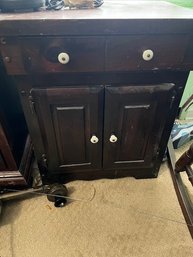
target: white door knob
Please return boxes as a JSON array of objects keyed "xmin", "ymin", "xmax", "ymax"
[
  {"xmin": 142, "ymin": 49, "xmax": 154, "ymax": 61},
  {"xmin": 58, "ymin": 52, "xmax": 70, "ymax": 64},
  {"xmin": 90, "ymin": 135, "xmax": 99, "ymax": 144},
  {"xmin": 109, "ymin": 134, "xmax": 118, "ymax": 143}
]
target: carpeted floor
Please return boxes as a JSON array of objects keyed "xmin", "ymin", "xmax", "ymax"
[{"xmin": 0, "ymin": 142, "xmax": 193, "ymax": 257}]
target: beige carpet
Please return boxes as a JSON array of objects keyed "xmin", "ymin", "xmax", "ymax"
[{"xmin": 1, "ymin": 142, "xmax": 193, "ymax": 257}]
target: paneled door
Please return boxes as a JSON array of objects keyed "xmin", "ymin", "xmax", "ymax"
[
  {"xmin": 31, "ymin": 86, "xmax": 104, "ymax": 173},
  {"xmin": 103, "ymin": 84, "xmax": 175, "ymax": 169}
]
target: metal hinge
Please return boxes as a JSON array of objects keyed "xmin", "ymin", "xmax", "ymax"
[
  {"xmin": 156, "ymin": 148, "xmax": 160, "ymax": 157},
  {"xmin": 29, "ymin": 95, "xmax": 36, "ymax": 115},
  {"xmin": 41, "ymin": 154, "xmax": 48, "ymax": 169},
  {"xmin": 169, "ymin": 91, "xmax": 177, "ymax": 110},
  {"xmin": 152, "ymin": 147, "xmax": 160, "ymax": 161}
]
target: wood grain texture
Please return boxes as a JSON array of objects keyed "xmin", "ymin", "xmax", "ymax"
[
  {"xmin": 103, "ymin": 84, "xmax": 175, "ymax": 170},
  {"xmin": 1, "ymin": 34, "xmax": 193, "ymax": 75},
  {"xmin": 31, "ymin": 86, "xmax": 104, "ymax": 173},
  {"xmin": 106, "ymin": 35, "xmax": 189, "ymax": 71}
]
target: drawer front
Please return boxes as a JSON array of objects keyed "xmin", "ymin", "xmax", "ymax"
[
  {"xmin": 1, "ymin": 35, "xmax": 190, "ymax": 74},
  {"xmin": 1, "ymin": 37, "xmax": 105, "ymax": 75},
  {"xmin": 106, "ymin": 35, "xmax": 189, "ymax": 71}
]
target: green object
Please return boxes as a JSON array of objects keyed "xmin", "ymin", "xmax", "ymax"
[
  {"xmin": 179, "ymin": 71, "xmax": 193, "ymax": 120},
  {"xmin": 167, "ymin": 0, "xmax": 193, "ymax": 8},
  {"xmin": 180, "ymin": 72, "xmax": 193, "ymax": 107}
]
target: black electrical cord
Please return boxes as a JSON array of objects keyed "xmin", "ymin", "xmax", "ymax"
[
  {"xmin": 46, "ymin": 0, "xmax": 104, "ymax": 10},
  {"xmin": 46, "ymin": 0, "xmax": 64, "ymax": 10},
  {"xmin": 94, "ymin": 0, "xmax": 104, "ymax": 8}
]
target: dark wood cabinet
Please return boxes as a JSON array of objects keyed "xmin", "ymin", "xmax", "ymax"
[{"xmin": 1, "ymin": 1, "xmax": 193, "ymax": 183}]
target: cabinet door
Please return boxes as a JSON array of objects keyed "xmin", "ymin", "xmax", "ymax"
[
  {"xmin": 31, "ymin": 86, "xmax": 103, "ymax": 173},
  {"xmin": 103, "ymin": 84, "xmax": 175, "ymax": 169}
]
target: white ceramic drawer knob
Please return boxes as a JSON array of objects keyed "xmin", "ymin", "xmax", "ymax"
[
  {"xmin": 90, "ymin": 135, "xmax": 99, "ymax": 144},
  {"xmin": 109, "ymin": 134, "xmax": 118, "ymax": 143},
  {"xmin": 58, "ymin": 52, "xmax": 70, "ymax": 64},
  {"xmin": 142, "ymin": 49, "xmax": 154, "ymax": 61}
]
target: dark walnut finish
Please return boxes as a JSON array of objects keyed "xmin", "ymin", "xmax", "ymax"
[
  {"xmin": 31, "ymin": 86, "xmax": 104, "ymax": 172},
  {"xmin": 0, "ymin": 65, "xmax": 33, "ymax": 188},
  {"xmin": 103, "ymin": 84, "xmax": 175, "ymax": 169},
  {"xmin": 0, "ymin": 1, "xmax": 193, "ymax": 184}
]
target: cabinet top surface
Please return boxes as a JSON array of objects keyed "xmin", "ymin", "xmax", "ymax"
[
  {"xmin": 1, "ymin": 1, "xmax": 193, "ymax": 36},
  {"xmin": 1, "ymin": 1, "xmax": 193, "ymax": 21}
]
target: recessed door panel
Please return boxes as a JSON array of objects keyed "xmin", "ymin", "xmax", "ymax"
[
  {"xmin": 116, "ymin": 103, "xmax": 153, "ymax": 162},
  {"xmin": 52, "ymin": 106, "xmax": 87, "ymax": 165}
]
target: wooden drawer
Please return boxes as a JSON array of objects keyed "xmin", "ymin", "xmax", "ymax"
[
  {"xmin": 1, "ymin": 35, "xmax": 190, "ymax": 75},
  {"xmin": 106, "ymin": 35, "xmax": 189, "ymax": 71},
  {"xmin": 1, "ymin": 37, "xmax": 105, "ymax": 75}
]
